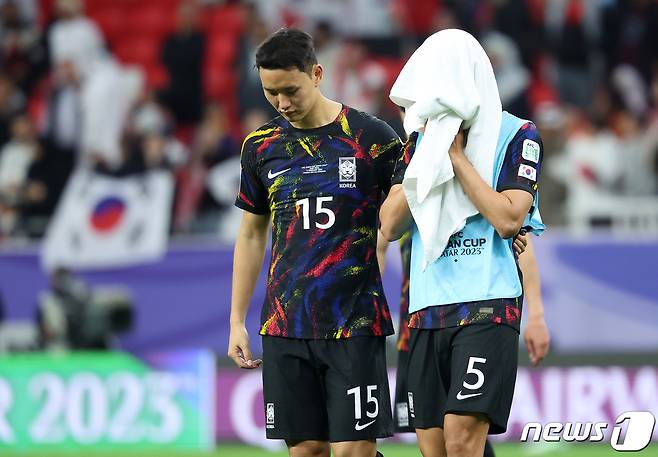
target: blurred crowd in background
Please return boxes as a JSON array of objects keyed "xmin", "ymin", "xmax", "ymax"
[{"xmin": 1, "ymin": 0, "xmax": 658, "ymax": 244}]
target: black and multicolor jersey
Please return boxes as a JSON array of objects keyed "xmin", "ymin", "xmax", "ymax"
[
  {"xmin": 408, "ymin": 121, "xmax": 543, "ymax": 332},
  {"xmin": 235, "ymin": 106, "xmax": 401, "ymax": 339},
  {"xmin": 392, "ymin": 132, "xmax": 419, "ymax": 185}
]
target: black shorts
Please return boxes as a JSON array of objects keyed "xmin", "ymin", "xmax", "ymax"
[
  {"xmin": 262, "ymin": 335, "xmax": 393, "ymax": 442},
  {"xmin": 406, "ymin": 324, "xmax": 519, "ymax": 434},
  {"xmin": 393, "ymin": 349, "xmax": 414, "ymax": 433}
]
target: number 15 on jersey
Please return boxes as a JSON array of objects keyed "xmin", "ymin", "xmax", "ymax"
[{"xmin": 296, "ymin": 197, "xmax": 335, "ymax": 230}]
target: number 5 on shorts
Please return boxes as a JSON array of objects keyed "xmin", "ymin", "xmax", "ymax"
[{"xmin": 463, "ymin": 357, "xmax": 487, "ymax": 390}]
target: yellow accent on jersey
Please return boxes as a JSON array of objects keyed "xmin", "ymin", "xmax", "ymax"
[
  {"xmin": 241, "ymin": 127, "xmax": 278, "ymax": 153},
  {"xmin": 339, "ymin": 112, "xmax": 352, "ymax": 137},
  {"xmin": 353, "ymin": 226, "xmax": 376, "ymax": 245},
  {"xmin": 298, "ymin": 137, "xmax": 313, "ymax": 156},
  {"xmin": 369, "ymin": 138, "xmax": 399, "ymax": 159},
  {"xmin": 267, "ymin": 176, "xmax": 284, "ymax": 200},
  {"xmin": 269, "ymin": 254, "xmax": 282, "ymax": 278},
  {"xmin": 345, "ymin": 266, "xmax": 365, "ymax": 276},
  {"xmin": 260, "ymin": 313, "xmax": 277, "ymax": 334}
]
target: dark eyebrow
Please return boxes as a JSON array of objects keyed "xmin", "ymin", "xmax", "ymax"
[{"xmin": 264, "ymin": 86, "xmax": 298, "ymax": 93}]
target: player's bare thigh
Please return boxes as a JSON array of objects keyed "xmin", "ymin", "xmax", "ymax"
[
  {"xmin": 416, "ymin": 427, "xmax": 447, "ymax": 457},
  {"xmin": 286, "ymin": 439, "xmax": 378, "ymax": 457},
  {"xmin": 286, "ymin": 439, "xmax": 330, "ymax": 457},
  {"xmin": 443, "ymin": 412, "xmax": 489, "ymax": 457},
  {"xmin": 331, "ymin": 439, "xmax": 377, "ymax": 457},
  {"xmin": 415, "ymin": 413, "xmax": 489, "ymax": 457}
]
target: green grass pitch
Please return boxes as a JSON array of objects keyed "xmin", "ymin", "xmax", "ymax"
[
  {"xmin": 3, "ymin": 443, "xmax": 657, "ymax": 456},
  {"xmin": 214, "ymin": 442, "xmax": 658, "ymax": 457}
]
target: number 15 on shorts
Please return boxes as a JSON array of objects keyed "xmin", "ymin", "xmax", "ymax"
[{"xmin": 347, "ymin": 385, "xmax": 379, "ymax": 430}]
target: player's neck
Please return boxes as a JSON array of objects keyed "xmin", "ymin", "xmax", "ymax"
[{"xmin": 290, "ymin": 96, "xmax": 342, "ymax": 130}]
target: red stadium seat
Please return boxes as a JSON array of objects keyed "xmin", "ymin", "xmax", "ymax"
[
  {"xmin": 124, "ymin": 4, "xmax": 175, "ymax": 39},
  {"xmin": 142, "ymin": 63, "xmax": 169, "ymax": 89},
  {"xmin": 206, "ymin": 5, "xmax": 244, "ymax": 37},
  {"xmin": 207, "ymin": 35, "xmax": 237, "ymax": 65},
  {"xmin": 89, "ymin": 6, "xmax": 124, "ymax": 42},
  {"xmin": 113, "ymin": 36, "xmax": 160, "ymax": 67},
  {"xmin": 204, "ymin": 66, "xmax": 236, "ymax": 100}
]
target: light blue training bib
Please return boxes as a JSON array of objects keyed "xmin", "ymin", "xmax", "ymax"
[{"xmin": 409, "ymin": 111, "xmax": 545, "ymax": 313}]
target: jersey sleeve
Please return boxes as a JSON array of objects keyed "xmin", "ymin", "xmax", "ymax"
[
  {"xmin": 392, "ymin": 131, "xmax": 419, "ymax": 185},
  {"xmin": 496, "ymin": 122, "xmax": 543, "ymax": 197},
  {"xmin": 234, "ymin": 137, "xmax": 270, "ymax": 215},
  {"xmin": 371, "ymin": 118, "xmax": 403, "ymax": 194}
]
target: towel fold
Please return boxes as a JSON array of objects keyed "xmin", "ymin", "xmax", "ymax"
[{"xmin": 389, "ymin": 29, "xmax": 502, "ymax": 269}]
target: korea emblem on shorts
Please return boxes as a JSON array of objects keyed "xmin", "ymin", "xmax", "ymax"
[
  {"xmin": 396, "ymin": 402, "xmax": 410, "ymax": 427},
  {"xmin": 339, "ymin": 157, "xmax": 357, "ymax": 182},
  {"xmin": 266, "ymin": 403, "xmax": 275, "ymax": 428}
]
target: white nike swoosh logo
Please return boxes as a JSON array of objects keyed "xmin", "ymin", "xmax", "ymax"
[
  {"xmin": 268, "ymin": 168, "xmax": 291, "ymax": 179},
  {"xmin": 354, "ymin": 419, "xmax": 376, "ymax": 431},
  {"xmin": 456, "ymin": 391, "xmax": 483, "ymax": 400}
]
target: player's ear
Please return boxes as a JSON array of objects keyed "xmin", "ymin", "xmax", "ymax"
[{"xmin": 312, "ymin": 64, "xmax": 323, "ymax": 86}]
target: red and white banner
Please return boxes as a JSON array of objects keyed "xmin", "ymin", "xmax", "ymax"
[{"xmin": 42, "ymin": 170, "xmax": 173, "ymax": 270}]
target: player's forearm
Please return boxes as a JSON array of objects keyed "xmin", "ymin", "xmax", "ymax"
[
  {"xmin": 518, "ymin": 238, "xmax": 544, "ymax": 320},
  {"xmin": 380, "ymin": 185, "xmax": 413, "ymax": 241},
  {"xmin": 230, "ymin": 233, "xmax": 267, "ymax": 326},
  {"xmin": 451, "ymin": 154, "xmax": 526, "ymax": 238}
]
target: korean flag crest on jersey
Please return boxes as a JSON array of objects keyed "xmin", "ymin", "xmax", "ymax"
[
  {"xmin": 339, "ymin": 157, "xmax": 357, "ymax": 182},
  {"xmin": 518, "ymin": 164, "xmax": 537, "ymax": 181}
]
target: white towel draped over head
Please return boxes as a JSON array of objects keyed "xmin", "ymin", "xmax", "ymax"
[{"xmin": 389, "ymin": 29, "xmax": 502, "ymax": 269}]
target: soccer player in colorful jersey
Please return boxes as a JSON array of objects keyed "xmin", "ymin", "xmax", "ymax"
[
  {"xmin": 227, "ymin": 28, "xmax": 401, "ymax": 457},
  {"xmin": 380, "ymin": 156, "xmax": 546, "ymax": 457},
  {"xmin": 382, "ymin": 229, "xmax": 549, "ymax": 457},
  {"xmin": 380, "ymin": 112, "xmax": 545, "ymax": 457}
]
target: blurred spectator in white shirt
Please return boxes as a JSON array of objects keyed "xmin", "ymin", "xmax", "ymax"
[
  {"xmin": 0, "ymin": 114, "xmax": 36, "ymax": 197},
  {"xmin": 49, "ymin": 0, "xmax": 105, "ymax": 79},
  {"xmin": 0, "ymin": 114, "xmax": 37, "ymax": 235},
  {"xmin": 49, "ymin": 0, "xmax": 142, "ymax": 171}
]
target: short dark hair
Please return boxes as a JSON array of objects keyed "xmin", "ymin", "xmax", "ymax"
[{"xmin": 255, "ymin": 28, "xmax": 317, "ymax": 74}]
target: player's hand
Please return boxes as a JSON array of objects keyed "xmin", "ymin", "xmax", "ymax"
[
  {"xmin": 447, "ymin": 129, "xmax": 466, "ymax": 163},
  {"xmin": 524, "ymin": 315, "xmax": 550, "ymax": 367},
  {"xmin": 513, "ymin": 230, "xmax": 528, "ymax": 257},
  {"xmin": 228, "ymin": 324, "xmax": 262, "ymax": 369}
]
